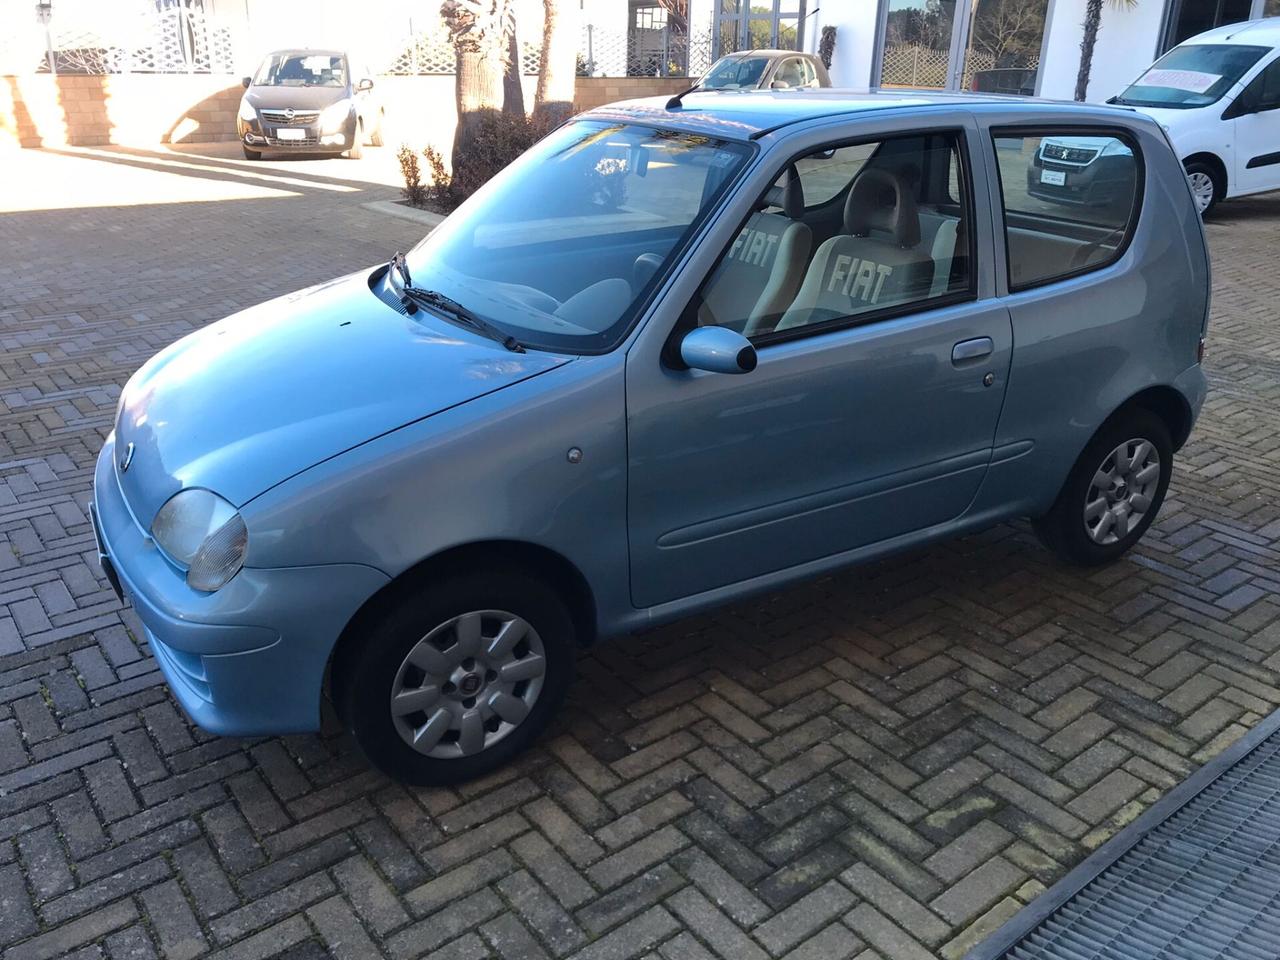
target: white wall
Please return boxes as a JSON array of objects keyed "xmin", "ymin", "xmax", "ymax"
[
  {"xmin": 1037, "ymin": 0, "xmax": 1168, "ymax": 100},
  {"xmin": 809, "ymin": 1, "xmax": 881, "ymax": 87}
]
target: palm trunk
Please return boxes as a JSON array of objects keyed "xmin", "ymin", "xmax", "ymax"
[
  {"xmin": 453, "ymin": 43, "xmax": 503, "ymax": 172},
  {"xmin": 534, "ymin": 0, "xmax": 577, "ymax": 125},
  {"xmin": 1074, "ymin": 0, "xmax": 1104, "ymax": 102},
  {"xmin": 503, "ymin": 1, "xmax": 525, "ymax": 115}
]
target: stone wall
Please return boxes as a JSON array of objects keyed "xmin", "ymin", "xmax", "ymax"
[
  {"xmin": 0, "ymin": 74, "xmax": 692, "ymax": 152},
  {"xmin": 572, "ymin": 76, "xmax": 688, "ymax": 112}
]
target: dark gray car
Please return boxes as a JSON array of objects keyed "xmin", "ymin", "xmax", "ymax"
[{"xmin": 237, "ymin": 49, "xmax": 385, "ymax": 160}]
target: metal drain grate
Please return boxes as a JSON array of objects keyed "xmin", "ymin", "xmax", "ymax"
[{"xmin": 970, "ymin": 712, "xmax": 1280, "ymax": 960}]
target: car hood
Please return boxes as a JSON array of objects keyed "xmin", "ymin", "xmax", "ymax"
[
  {"xmin": 113, "ymin": 270, "xmax": 571, "ymax": 523},
  {"xmin": 1128, "ymin": 103, "xmax": 1215, "ymax": 132},
  {"xmin": 244, "ymin": 85, "xmax": 350, "ymax": 111}
]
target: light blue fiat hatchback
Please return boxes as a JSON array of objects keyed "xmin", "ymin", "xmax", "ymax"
[{"xmin": 93, "ymin": 91, "xmax": 1210, "ymax": 784}]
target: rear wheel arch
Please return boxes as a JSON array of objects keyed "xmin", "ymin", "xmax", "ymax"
[
  {"xmin": 1117, "ymin": 384, "xmax": 1194, "ymax": 452},
  {"xmin": 1034, "ymin": 383, "xmax": 1193, "ymax": 522},
  {"xmin": 327, "ymin": 540, "xmax": 598, "ymax": 707}
]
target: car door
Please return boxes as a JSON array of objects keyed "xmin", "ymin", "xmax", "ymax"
[
  {"xmin": 625, "ymin": 122, "xmax": 1013, "ymax": 609},
  {"xmin": 1230, "ymin": 54, "xmax": 1280, "ymax": 195}
]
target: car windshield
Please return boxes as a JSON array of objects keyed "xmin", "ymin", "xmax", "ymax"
[
  {"xmin": 254, "ymin": 53, "xmax": 347, "ymax": 87},
  {"xmin": 701, "ymin": 55, "xmax": 771, "ymax": 89},
  {"xmin": 1114, "ymin": 43, "xmax": 1268, "ymax": 108},
  {"xmin": 403, "ymin": 121, "xmax": 753, "ymax": 353}
]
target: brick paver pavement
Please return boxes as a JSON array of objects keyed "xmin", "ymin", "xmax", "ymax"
[{"xmin": 1, "ymin": 144, "xmax": 1278, "ymax": 960}]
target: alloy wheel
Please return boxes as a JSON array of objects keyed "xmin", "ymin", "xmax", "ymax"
[
  {"xmin": 389, "ymin": 610, "xmax": 546, "ymax": 759},
  {"xmin": 1083, "ymin": 437, "xmax": 1161, "ymax": 545}
]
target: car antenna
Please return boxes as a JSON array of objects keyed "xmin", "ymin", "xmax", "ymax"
[
  {"xmin": 667, "ymin": 50, "xmax": 753, "ymax": 109},
  {"xmin": 665, "ymin": 83, "xmax": 700, "ymax": 109}
]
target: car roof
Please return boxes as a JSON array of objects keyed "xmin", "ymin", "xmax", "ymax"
[
  {"xmin": 581, "ymin": 88, "xmax": 1122, "ymax": 141},
  {"xmin": 718, "ymin": 49, "xmax": 819, "ymax": 58},
  {"xmin": 1175, "ymin": 16, "xmax": 1280, "ymax": 45}
]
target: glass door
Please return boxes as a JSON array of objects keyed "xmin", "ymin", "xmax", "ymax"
[
  {"xmin": 879, "ymin": 0, "xmax": 962, "ymax": 89},
  {"xmin": 714, "ymin": 0, "xmax": 808, "ymax": 57},
  {"xmin": 957, "ymin": 0, "xmax": 1049, "ymax": 94},
  {"xmin": 878, "ymin": 0, "xmax": 1047, "ymax": 92}
]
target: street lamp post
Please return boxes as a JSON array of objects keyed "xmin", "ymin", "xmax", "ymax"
[{"xmin": 35, "ymin": 1, "xmax": 55, "ymax": 76}]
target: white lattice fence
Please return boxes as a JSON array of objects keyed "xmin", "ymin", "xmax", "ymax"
[
  {"xmin": 381, "ymin": 28, "xmax": 544, "ymax": 76},
  {"xmin": 0, "ymin": 2, "xmax": 239, "ymax": 74},
  {"xmin": 880, "ymin": 43, "xmax": 1039, "ymax": 90},
  {"xmin": 578, "ymin": 25, "xmax": 712, "ymax": 78}
]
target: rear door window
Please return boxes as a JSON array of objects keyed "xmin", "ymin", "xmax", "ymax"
[{"xmin": 991, "ymin": 130, "xmax": 1141, "ymax": 291}]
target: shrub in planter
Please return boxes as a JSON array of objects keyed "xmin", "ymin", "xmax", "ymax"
[
  {"xmin": 432, "ymin": 110, "xmax": 556, "ymax": 212},
  {"xmin": 397, "ymin": 144, "xmax": 428, "ymax": 207},
  {"xmin": 399, "ymin": 112, "xmax": 558, "ymax": 213}
]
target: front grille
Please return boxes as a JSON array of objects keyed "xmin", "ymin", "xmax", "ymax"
[
  {"xmin": 266, "ymin": 134, "xmax": 319, "ymax": 147},
  {"xmin": 1041, "ymin": 143, "xmax": 1098, "ymax": 165},
  {"xmin": 260, "ymin": 109, "xmax": 320, "ymax": 125}
]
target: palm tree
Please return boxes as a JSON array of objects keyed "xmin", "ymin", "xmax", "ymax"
[
  {"xmin": 1075, "ymin": 0, "xmax": 1137, "ymax": 101},
  {"xmin": 441, "ymin": 0, "xmax": 509, "ymax": 168},
  {"xmin": 502, "ymin": 1, "xmax": 525, "ymax": 116},
  {"xmin": 534, "ymin": 0, "xmax": 577, "ymax": 124}
]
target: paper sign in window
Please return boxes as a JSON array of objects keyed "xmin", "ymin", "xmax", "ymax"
[{"xmin": 1138, "ymin": 68, "xmax": 1222, "ymax": 94}]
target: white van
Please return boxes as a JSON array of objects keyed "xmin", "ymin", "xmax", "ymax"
[{"xmin": 1112, "ymin": 18, "xmax": 1280, "ymax": 214}]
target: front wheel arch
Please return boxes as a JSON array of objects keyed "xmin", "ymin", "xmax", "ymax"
[
  {"xmin": 326, "ymin": 540, "xmax": 598, "ymax": 709},
  {"xmin": 1182, "ymin": 153, "xmax": 1227, "ymax": 210}
]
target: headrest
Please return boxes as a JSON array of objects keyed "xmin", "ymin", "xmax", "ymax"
[
  {"xmin": 763, "ymin": 165, "xmax": 805, "ymax": 220},
  {"xmin": 843, "ymin": 168, "xmax": 920, "ymax": 248}
]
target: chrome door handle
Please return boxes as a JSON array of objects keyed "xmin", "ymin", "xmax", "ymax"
[{"xmin": 952, "ymin": 337, "xmax": 994, "ymax": 364}]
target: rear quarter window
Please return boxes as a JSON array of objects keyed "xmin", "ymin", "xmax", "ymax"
[{"xmin": 991, "ymin": 130, "xmax": 1142, "ymax": 291}]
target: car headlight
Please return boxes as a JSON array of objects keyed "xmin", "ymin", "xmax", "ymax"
[
  {"xmin": 237, "ymin": 99, "xmax": 258, "ymax": 124},
  {"xmin": 151, "ymin": 489, "xmax": 248, "ymax": 592},
  {"xmin": 319, "ymin": 99, "xmax": 353, "ymax": 133}
]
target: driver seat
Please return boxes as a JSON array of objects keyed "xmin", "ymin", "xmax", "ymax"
[{"xmin": 697, "ymin": 165, "xmax": 812, "ymax": 335}]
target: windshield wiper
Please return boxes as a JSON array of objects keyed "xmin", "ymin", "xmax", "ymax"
[
  {"xmin": 404, "ymin": 286, "xmax": 525, "ymax": 353},
  {"xmin": 388, "ymin": 253, "xmax": 524, "ymax": 352},
  {"xmin": 390, "ymin": 251, "xmax": 414, "ymax": 288}
]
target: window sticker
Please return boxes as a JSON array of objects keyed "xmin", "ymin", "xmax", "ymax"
[{"xmin": 1137, "ymin": 68, "xmax": 1222, "ymax": 93}]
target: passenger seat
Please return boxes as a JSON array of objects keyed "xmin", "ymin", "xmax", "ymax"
[{"xmin": 776, "ymin": 169, "xmax": 932, "ymax": 332}]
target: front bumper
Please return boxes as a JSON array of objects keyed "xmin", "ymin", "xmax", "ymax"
[
  {"xmin": 1027, "ymin": 156, "xmax": 1133, "ymax": 209},
  {"xmin": 238, "ymin": 113, "xmax": 357, "ymax": 152},
  {"xmin": 93, "ymin": 434, "xmax": 389, "ymax": 735}
]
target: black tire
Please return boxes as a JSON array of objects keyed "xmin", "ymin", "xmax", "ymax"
[
  {"xmin": 1184, "ymin": 160, "xmax": 1221, "ymax": 217},
  {"xmin": 1032, "ymin": 408, "xmax": 1173, "ymax": 567},
  {"xmin": 346, "ymin": 122, "xmax": 364, "ymax": 160},
  {"xmin": 337, "ymin": 569, "xmax": 574, "ymax": 785},
  {"xmin": 369, "ymin": 112, "xmax": 385, "ymax": 147},
  {"xmin": 242, "ymin": 145, "xmax": 262, "ymax": 160}
]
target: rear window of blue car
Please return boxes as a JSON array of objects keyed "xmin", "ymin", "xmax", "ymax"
[{"xmin": 991, "ymin": 129, "xmax": 1142, "ymax": 291}]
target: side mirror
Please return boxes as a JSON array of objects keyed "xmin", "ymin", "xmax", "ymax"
[
  {"xmin": 241, "ymin": 76, "xmax": 251, "ymax": 89},
  {"xmin": 679, "ymin": 326, "xmax": 757, "ymax": 375},
  {"xmin": 770, "ymin": 79, "xmax": 790, "ymax": 90},
  {"xmin": 357, "ymin": 78, "xmax": 374, "ymax": 91}
]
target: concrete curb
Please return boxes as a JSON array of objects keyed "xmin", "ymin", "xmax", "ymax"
[{"xmin": 361, "ymin": 199, "xmax": 447, "ymax": 230}]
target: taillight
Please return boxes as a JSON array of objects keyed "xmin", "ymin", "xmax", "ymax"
[{"xmin": 1197, "ymin": 337, "xmax": 1206, "ymax": 364}]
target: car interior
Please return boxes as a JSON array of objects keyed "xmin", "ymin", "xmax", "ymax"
[
  {"xmin": 421, "ymin": 126, "xmax": 1139, "ymax": 346},
  {"xmin": 695, "ymin": 133, "xmax": 971, "ymax": 337}
]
